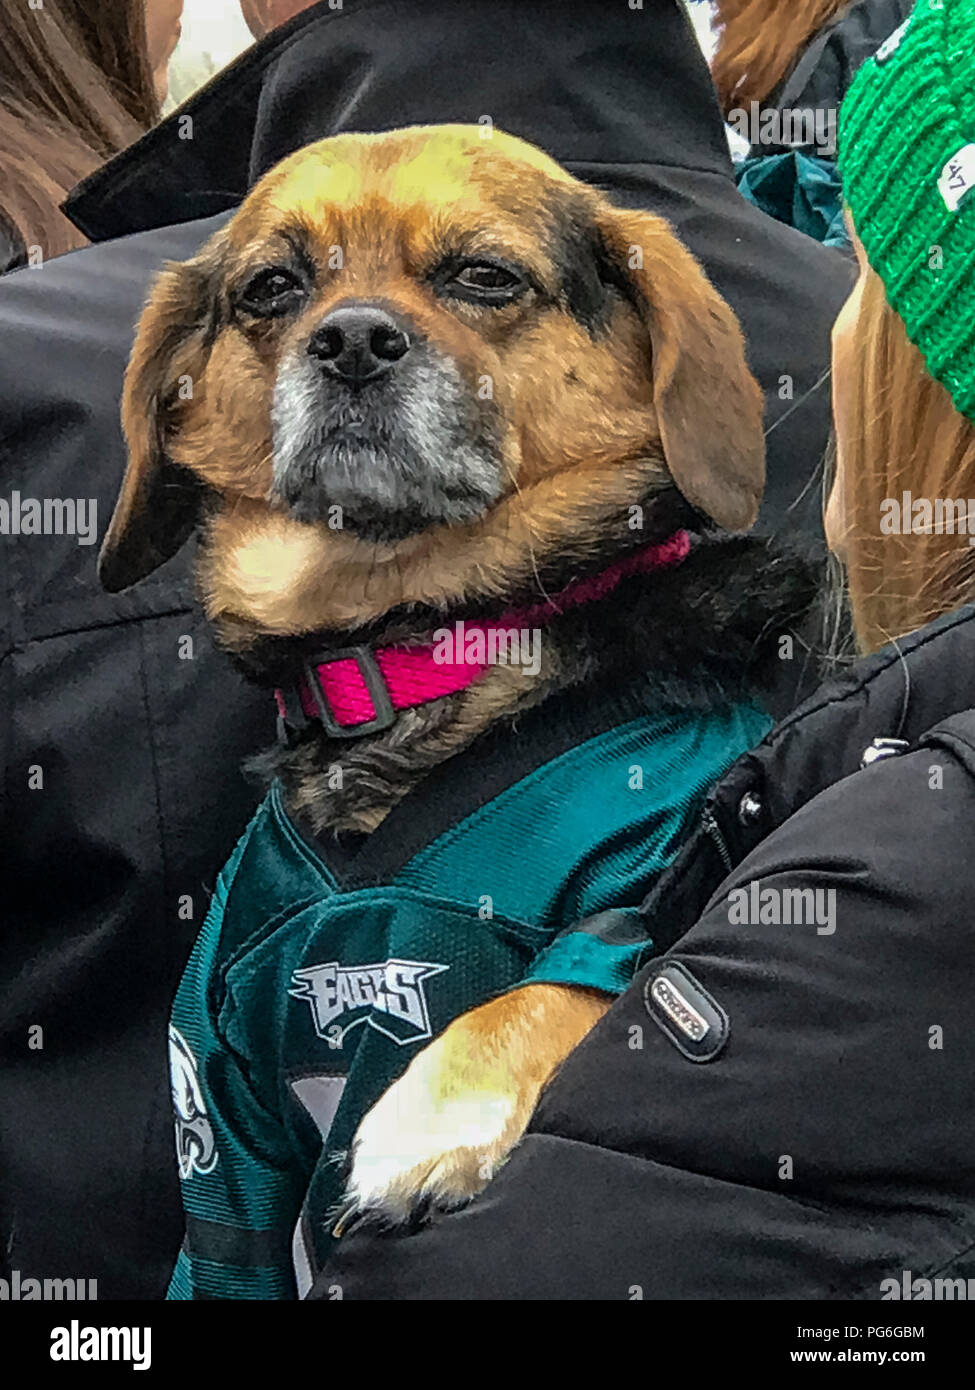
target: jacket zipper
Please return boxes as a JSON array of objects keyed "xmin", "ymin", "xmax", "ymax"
[{"xmin": 701, "ymin": 807, "xmax": 733, "ymax": 873}]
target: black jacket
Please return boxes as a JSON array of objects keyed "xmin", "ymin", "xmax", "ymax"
[
  {"xmin": 317, "ymin": 604, "xmax": 975, "ymax": 1300},
  {"xmin": 0, "ymin": 0, "xmax": 851, "ymax": 1299},
  {"xmin": 764, "ymin": 0, "xmax": 914, "ymax": 135}
]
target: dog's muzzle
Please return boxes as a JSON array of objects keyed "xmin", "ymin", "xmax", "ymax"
[{"xmin": 270, "ymin": 299, "xmax": 505, "ymax": 541}]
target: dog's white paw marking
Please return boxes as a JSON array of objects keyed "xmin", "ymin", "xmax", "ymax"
[{"xmin": 339, "ymin": 1058, "xmax": 517, "ymax": 1230}]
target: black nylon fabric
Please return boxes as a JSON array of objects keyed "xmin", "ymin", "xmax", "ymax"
[
  {"xmin": 64, "ymin": 0, "xmax": 734, "ymax": 240},
  {"xmin": 315, "ymin": 607, "xmax": 975, "ymax": 1300},
  {"xmin": 2, "ymin": 0, "xmax": 849, "ymax": 1298},
  {"xmin": 742, "ymin": 0, "xmax": 914, "ymax": 161},
  {"xmin": 0, "ymin": 217, "xmax": 273, "ymax": 1301},
  {"xmin": 768, "ymin": 0, "xmax": 916, "ymax": 119}
]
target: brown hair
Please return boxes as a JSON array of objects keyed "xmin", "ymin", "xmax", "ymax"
[
  {"xmin": 833, "ymin": 261, "xmax": 975, "ymax": 653},
  {"xmin": 0, "ymin": 0, "xmax": 159, "ymax": 262},
  {"xmin": 710, "ymin": 0, "xmax": 850, "ymax": 115}
]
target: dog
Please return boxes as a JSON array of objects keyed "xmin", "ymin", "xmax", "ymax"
[{"xmin": 100, "ymin": 124, "xmax": 802, "ymax": 1290}]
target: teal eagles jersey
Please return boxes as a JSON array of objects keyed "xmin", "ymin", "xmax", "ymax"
[{"xmin": 167, "ymin": 690, "xmax": 770, "ymax": 1299}]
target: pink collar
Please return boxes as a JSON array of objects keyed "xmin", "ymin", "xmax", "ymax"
[{"xmin": 274, "ymin": 530, "xmax": 690, "ymax": 740}]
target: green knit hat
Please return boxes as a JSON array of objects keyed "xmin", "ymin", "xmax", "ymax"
[{"xmin": 838, "ymin": 0, "xmax": 975, "ymax": 420}]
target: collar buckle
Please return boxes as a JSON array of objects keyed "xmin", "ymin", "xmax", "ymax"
[{"xmin": 301, "ymin": 644, "xmax": 397, "ymax": 740}]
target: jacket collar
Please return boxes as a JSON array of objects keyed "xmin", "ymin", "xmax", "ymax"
[{"xmin": 65, "ymin": 0, "xmax": 734, "ymax": 243}]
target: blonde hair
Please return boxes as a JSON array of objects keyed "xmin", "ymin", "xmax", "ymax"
[
  {"xmin": 836, "ymin": 261, "xmax": 975, "ymax": 653},
  {"xmin": 711, "ymin": 0, "xmax": 849, "ymax": 114}
]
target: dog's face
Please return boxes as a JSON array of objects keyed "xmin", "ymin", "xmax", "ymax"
[{"xmin": 100, "ymin": 125, "xmax": 765, "ymax": 642}]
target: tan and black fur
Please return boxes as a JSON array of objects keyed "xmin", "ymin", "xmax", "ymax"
[{"xmin": 100, "ymin": 125, "xmax": 801, "ymax": 1224}]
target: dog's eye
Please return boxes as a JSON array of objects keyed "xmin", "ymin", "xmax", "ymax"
[
  {"xmin": 237, "ymin": 268, "xmax": 307, "ymax": 318},
  {"xmin": 455, "ymin": 264, "xmax": 519, "ymax": 290},
  {"xmin": 439, "ymin": 259, "xmax": 528, "ymax": 306}
]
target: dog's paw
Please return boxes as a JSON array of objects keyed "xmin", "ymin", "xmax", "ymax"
[
  {"xmin": 332, "ymin": 984, "xmax": 612, "ymax": 1236},
  {"xmin": 336, "ymin": 1037, "xmax": 526, "ymax": 1234}
]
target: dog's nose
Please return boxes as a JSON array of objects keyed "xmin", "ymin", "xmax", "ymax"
[{"xmin": 307, "ymin": 305, "xmax": 412, "ymax": 385}]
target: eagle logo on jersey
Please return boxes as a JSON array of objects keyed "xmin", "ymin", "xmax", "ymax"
[
  {"xmin": 169, "ymin": 1025, "xmax": 218, "ymax": 1178},
  {"xmin": 289, "ymin": 958, "xmax": 449, "ymax": 1046}
]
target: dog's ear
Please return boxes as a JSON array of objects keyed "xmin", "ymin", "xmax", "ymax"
[
  {"xmin": 595, "ymin": 206, "xmax": 765, "ymax": 531},
  {"xmin": 99, "ymin": 245, "xmax": 224, "ymax": 592}
]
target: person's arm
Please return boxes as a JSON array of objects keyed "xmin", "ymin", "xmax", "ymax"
[{"xmin": 319, "ymin": 737, "xmax": 975, "ymax": 1299}]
